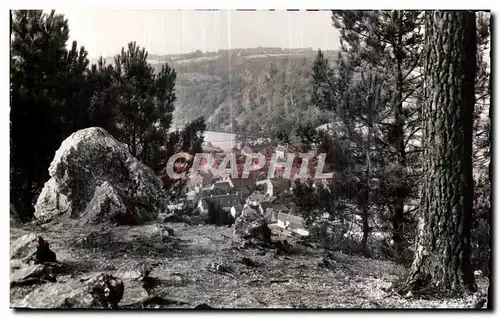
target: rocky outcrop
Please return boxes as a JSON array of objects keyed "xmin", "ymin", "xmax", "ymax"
[
  {"xmin": 80, "ymin": 182, "xmax": 136, "ymax": 225},
  {"xmin": 10, "ymin": 264, "xmax": 57, "ymax": 287},
  {"xmin": 233, "ymin": 206, "xmax": 272, "ymax": 246},
  {"xmin": 14, "ymin": 273, "xmax": 124, "ymax": 309},
  {"xmin": 34, "ymin": 127, "xmax": 166, "ymax": 225},
  {"xmin": 10, "ymin": 233, "xmax": 39, "ymax": 262},
  {"xmin": 10, "ymin": 233, "xmax": 59, "ymax": 287},
  {"xmin": 10, "ymin": 233, "xmax": 56, "ymax": 264}
]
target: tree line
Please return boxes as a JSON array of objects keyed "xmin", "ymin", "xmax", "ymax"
[
  {"xmin": 295, "ymin": 10, "xmax": 491, "ymax": 301},
  {"xmin": 10, "ymin": 10, "xmax": 206, "ymax": 221}
]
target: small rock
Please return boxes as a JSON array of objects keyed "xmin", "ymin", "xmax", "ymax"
[
  {"xmin": 404, "ymin": 291, "xmax": 413, "ymax": 299},
  {"xmin": 208, "ymin": 262, "xmax": 234, "ymax": 274},
  {"xmin": 163, "ymin": 213, "xmax": 185, "ymax": 223},
  {"xmin": 10, "ymin": 264, "xmax": 56, "ymax": 286},
  {"xmin": 275, "ymin": 240, "xmax": 293, "ymax": 254},
  {"xmin": 141, "ymin": 295, "xmax": 189, "ymax": 308},
  {"xmin": 194, "ymin": 303, "xmax": 213, "ymax": 309},
  {"xmin": 161, "ymin": 226, "xmax": 175, "ymax": 237},
  {"xmin": 240, "ymin": 257, "xmax": 259, "ymax": 268},
  {"xmin": 88, "ymin": 274, "xmax": 124, "ymax": 309},
  {"xmin": 119, "ymin": 280, "xmax": 149, "ymax": 307},
  {"xmin": 232, "ymin": 291, "xmax": 242, "ymax": 299}
]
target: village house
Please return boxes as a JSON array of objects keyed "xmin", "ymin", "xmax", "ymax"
[
  {"xmin": 263, "ymin": 203, "xmax": 290, "ymax": 223},
  {"xmin": 229, "ymin": 176, "xmax": 257, "ymax": 198},
  {"xmin": 288, "ymin": 218, "xmax": 310, "ymax": 236},
  {"xmin": 270, "ymin": 161, "xmax": 304, "ymax": 179},
  {"xmin": 201, "ymin": 141, "xmax": 224, "ymax": 153},
  {"xmin": 270, "ymin": 203, "xmax": 290, "ymax": 214},
  {"xmin": 258, "ymin": 201, "xmax": 273, "ymax": 215},
  {"xmin": 211, "ymin": 181, "xmax": 232, "ymax": 192},
  {"xmin": 276, "ymin": 212, "xmax": 309, "ymax": 236},
  {"xmin": 210, "ymin": 182, "xmax": 246, "ymax": 198},
  {"xmin": 264, "ymin": 209, "xmax": 278, "ymax": 223},
  {"xmin": 217, "ymin": 173, "xmax": 234, "ymax": 186},
  {"xmin": 231, "ymin": 175, "xmax": 256, "ymax": 188},
  {"xmin": 190, "ymin": 170, "xmax": 216, "ymax": 192},
  {"xmin": 257, "ymin": 178, "xmax": 292, "ymax": 197},
  {"xmin": 275, "ymin": 144, "xmax": 287, "ymax": 160},
  {"xmin": 186, "ymin": 190, "xmax": 197, "ymax": 202},
  {"xmin": 301, "ymin": 178, "xmax": 332, "ymax": 195},
  {"xmin": 312, "ymin": 178, "xmax": 331, "ymax": 190},
  {"xmin": 197, "ymin": 193, "xmax": 242, "ymax": 214},
  {"xmin": 255, "ymin": 179, "xmax": 270, "ymax": 195},
  {"xmin": 246, "ymin": 192, "xmax": 276, "ymax": 207},
  {"xmin": 196, "ymin": 188, "xmax": 212, "ymax": 199},
  {"xmin": 240, "ymin": 145, "xmax": 254, "ymax": 157}
]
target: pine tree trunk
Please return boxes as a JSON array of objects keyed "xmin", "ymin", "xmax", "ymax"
[
  {"xmin": 360, "ymin": 203, "xmax": 370, "ymax": 252},
  {"xmin": 487, "ymin": 54, "xmax": 492, "ymax": 309},
  {"xmin": 400, "ymin": 11, "xmax": 477, "ymax": 297},
  {"xmin": 392, "ymin": 13, "xmax": 407, "ymax": 261}
]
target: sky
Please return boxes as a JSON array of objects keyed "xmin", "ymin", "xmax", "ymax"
[{"xmin": 58, "ymin": 10, "xmax": 340, "ymax": 58}]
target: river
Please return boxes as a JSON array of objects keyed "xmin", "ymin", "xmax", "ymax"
[
  {"xmin": 169, "ymin": 128, "xmax": 238, "ymax": 151},
  {"xmin": 203, "ymin": 130, "xmax": 238, "ymax": 151}
]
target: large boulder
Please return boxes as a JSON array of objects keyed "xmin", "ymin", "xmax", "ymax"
[
  {"xmin": 233, "ymin": 206, "xmax": 272, "ymax": 246},
  {"xmin": 34, "ymin": 127, "xmax": 166, "ymax": 225}
]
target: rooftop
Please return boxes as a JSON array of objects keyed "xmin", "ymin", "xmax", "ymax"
[
  {"xmin": 201, "ymin": 194, "xmax": 242, "ymax": 209},
  {"xmin": 270, "ymin": 203, "xmax": 289, "ymax": 212},
  {"xmin": 231, "ymin": 177, "xmax": 257, "ymax": 188},
  {"xmin": 212, "ymin": 181, "xmax": 232, "ymax": 191},
  {"xmin": 270, "ymin": 178, "xmax": 291, "ymax": 193},
  {"xmin": 277, "ymin": 212, "xmax": 306, "ymax": 230},
  {"xmin": 259, "ymin": 201, "xmax": 273, "ymax": 211},
  {"xmin": 248, "ymin": 192, "xmax": 276, "ymax": 203}
]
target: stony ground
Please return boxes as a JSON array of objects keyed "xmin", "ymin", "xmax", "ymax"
[{"xmin": 10, "ymin": 219, "xmax": 489, "ymax": 309}]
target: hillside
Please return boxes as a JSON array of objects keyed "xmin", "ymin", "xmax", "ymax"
[
  {"xmin": 92, "ymin": 48, "xmax": 339, "ymax": 134},
  {"xmin": 170, "ymin": 48, "xmax": 338, "ymax": 134}
]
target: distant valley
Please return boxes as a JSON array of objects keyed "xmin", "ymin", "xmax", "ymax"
[{"xmin": 90, "ymin": 47, "xmax": 339, "ymax": 135}]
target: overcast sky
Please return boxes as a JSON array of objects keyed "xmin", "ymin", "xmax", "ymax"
[{"xmin": 58, "ymin": 10, "xmax": 340, "ymax": 58}]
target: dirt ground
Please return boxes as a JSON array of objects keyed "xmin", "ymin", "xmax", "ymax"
[{"xmin": 9, "ymin": 219, "xmax": 489, "ymax": 309}]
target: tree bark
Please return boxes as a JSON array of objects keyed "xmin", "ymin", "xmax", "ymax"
[
  {"xmin": 400, "ymin": 11, "xmax": 477, "ymax": 297},
  {"xmin": 487, "ymin": 36, "xmax": 492, "ymax": 309}
]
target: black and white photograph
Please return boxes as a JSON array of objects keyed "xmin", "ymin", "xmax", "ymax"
[{"xmin": 8, "ymin": 7, "xmax": 492, "ymax": 310}]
